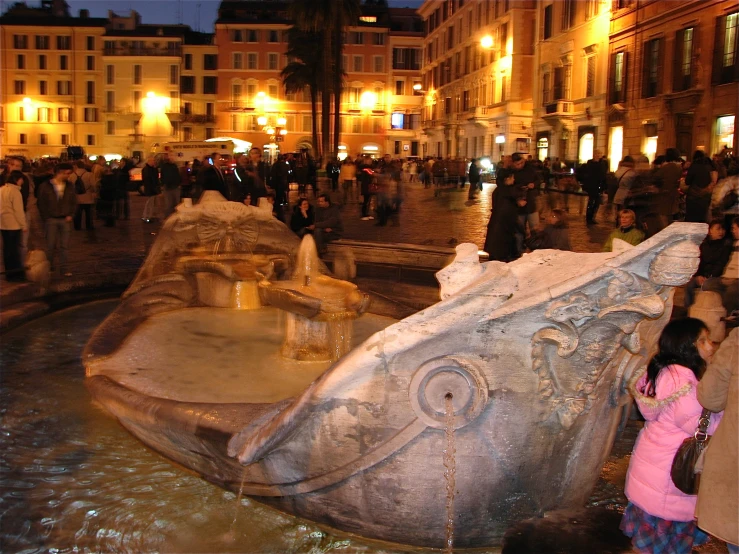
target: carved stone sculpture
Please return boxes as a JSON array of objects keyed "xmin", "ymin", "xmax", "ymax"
[{"xmin": 84, "ymin": 215, "xmax": 706, "ymax": 549}]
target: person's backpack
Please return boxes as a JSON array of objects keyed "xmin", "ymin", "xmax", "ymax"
[{"xmin": 72, "ymin": 170, "xmax": 87, "ymax": 195}]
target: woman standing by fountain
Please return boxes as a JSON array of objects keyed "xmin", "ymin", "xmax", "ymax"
[{"xmin": 620, "ymin": 318, "xmax": 723, "ymax": 554}]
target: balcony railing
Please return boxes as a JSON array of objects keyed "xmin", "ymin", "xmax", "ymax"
[
  {"xmin": 180, "ymin": 113, "xmax": 216, "ymax": 124},
  {"xmin": 544, "ymin": 101, "xmax": 573, "ymax": 115},
  {"xmin": 224, "ymin": 100, "xmax": 256, "ymax": 111},
  {"xmin": 103, "ymin": 105, "xmax": 141, "ymax": 115},
  {"xmin": 104, "ymin": 46, "xmax": 182, "ymax": 57},
  {"xmin": 128, "ymin": 133, "xmax": 146, "ymax": 142}
]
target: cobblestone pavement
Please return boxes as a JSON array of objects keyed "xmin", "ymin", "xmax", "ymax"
[{"xmin": 32, "ymin": 184, "xmax": 614, "ymax": 282}]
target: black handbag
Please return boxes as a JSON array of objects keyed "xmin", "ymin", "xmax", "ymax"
[{"xmin": 671, "ymin": 408, "xmax": 711, "ymax": 495}]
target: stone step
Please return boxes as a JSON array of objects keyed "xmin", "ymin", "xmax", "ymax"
[
  {"xmin": 0, "ymin": 300, "xmax": 50, "ymax": 333},
  {"xmin": 0, "ymin": 280, "xmax": 42, "ymax": 309}
]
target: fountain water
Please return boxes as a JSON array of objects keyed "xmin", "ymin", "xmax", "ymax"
[{"xmin": 259, "ymin": 235, "xmax": 370, "ymax": 361}]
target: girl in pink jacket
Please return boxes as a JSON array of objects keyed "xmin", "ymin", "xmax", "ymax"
[{"xmin": 621, "ymin": 318, "xmax": 723, "ymax": 554}]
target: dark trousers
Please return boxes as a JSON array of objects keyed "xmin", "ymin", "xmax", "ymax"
[
  {"xmin": 362, "ymin": 193, "xmax": 375, "ymax": 217},
  {"xmin": 586, "ymin": 191, "xmax": 601, "ymax": 223},
  {"xmin": 116, "ymin": 191, "xmax": 130, "ymax": 220},
  {"xmin": 2, "ymin": 229, "xmax": 24, "ymax": 280},
  {"xmin": 74, "ymin": 203, "xmax": 94, "ymax": 230}
]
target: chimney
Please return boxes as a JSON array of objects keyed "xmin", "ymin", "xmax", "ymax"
[{"xmin": 79, "ymin": 9, "xmax": 89, "ymax": 18}]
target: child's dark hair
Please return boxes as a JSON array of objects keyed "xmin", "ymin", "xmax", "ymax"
[{"xmin": 645, "ymin": 317, "xmax": 708, "ymax": 397}]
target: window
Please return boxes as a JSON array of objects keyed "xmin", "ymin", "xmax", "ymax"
[
  {"xmin": 395, "ymin": 80, "xmax": 405, "ymax": 95},
  {"xmin": 133, "ymin": 65, "xmax": 142, "ymax": 85},
  {"xmin": 586, "ymin": 0, "xmax": 599, "ymax": 19},
  {"xmin": 17, "ymin": 54, "xmax": 26, "ymax": 69},
  {"xmin": 543, "ymin": 4, "xmax": 553, "ymax": 39},
  {"xmin": 246, "ymin": 83, "xmax": 256, "ymax": 99},
  {"xmin": 38, "ymin": 54, "xmax": 47, "ymax": 70},
  {"xmin": 133, "ymin": 91, "xmax": 142, "ymax": 110},
  {"xmin": 206, "ymin": 127, "xmax": 215, "ymax": 140},
  {"xmin": 39, "ymin": 80, "xmax": 48, "ymax": 95},
  {"xmin": 374, "ymin": 56, "xmax": 384, "ymax": 73},
  {"xmin": 542, "ymin": 72, "xmax": 551, "ymax": 105},
  {"xmin": 247, "ymin": 30, "xmax": 258, "ymax": 42},
  {"xmin": 184, "ymin": 127, "xmax": 193, "ymax": 141},
  {"xmin": 60, "ymin": 55, "xmax": 68, "ymax": 70},
  {"xmin": 84, "ymin": 107, "xmax": 98, "ymax": 122},
  {"xmin": 86, "ymin": 56, "xmax": 95, "ymax": 71},
  {"xmin": 170, "ymin": 65, "xmax": 178, "ymax": 86},
  {"xmin": 353, "ymin": 55, "xmax": 363, "ymax": 72},
  {"xmin": 13, "ymin": 35, "xmax": 27, "ymax": 49},
  {"xmin": 86, "ymin": 81, "xmax": 95, "ymax": 104},
  {"xmin": 302, "ymin": 114, "xmax": 312, "ymax": 132},
  {"xmin": 462, "ymin": 90, "xmax": 470, "ymax": 111},
  {"xmin": 171, "ymin": 121, "xmax": 180, "ymax": 137},
  {"xmin": 203, "ymin": 54, "xmax": 218, "ymax": 70},
  {"xmin": 352, "ymin": 117, "xmax": 361, "ymax": 133},
  {"xmin": 87, "ymin": 135, "xmax": 95, "ymax": 146},
  {"xmin": 586, "ymin": 56, "xmax": 596, "ymax": 97},
  {"xmin": 19, "ymin": 106, "xmax": 26, "ymax": 121},
  {"xmin": 106, "ymin": 121, "xmax": 116, "ymax": 135},
  {"xmin": 105, "ymin": 91, "xmax": 115, "ymax": 112},
  {"xmin": 184, "ymin": 53, "xmax": 193, "ymax": 70},
  {"xmin": 554, "ymin": 66, "xmax": 563, "ymax": 100},
  {"xmin": 232, "ymin": 30, "xmax": 243, "ymax": 42},
  {"xmin": 233, "ymin": 52, "xmax": 243, "ymax": 69},
  {"xmin": 350, "ymin": 32, "xmax": 363, "ymax": 45},
  {"xmin": 61, "ymin": 134, "xmax": 69, "ymax": 146},
  {"xmin": 268, "ymin": 84, "xmax": 278, "ymax": 98},
  {"xmin": 14, "ymin": 80, "xmax": 26, "ymax": 95},
  {"xmin": 268, "ymin": 53, "xmax": 278, "ymax": 70},
  {"xmin": 713, "ymin": 11, "xmax": 739, "ymax": 84},
  {"xmin": 58, "ymin": 108, "xmax": 71, "ymax": 122},
  {"xmin": 444, "ymin": 96, "xmax": 452, "ymax": 114},
  {"xmin": 561, "ymin": 0, "xmax": 576, "ymax": 31},
  {"xmin": 374, "ymin": 33, "xmax": 385, "ymax": 45},
  {"xmin": 183, "ymin": 101, "xmax": 192, "ymax": 115},
  {"xmin": 55, "ymin": 36, "xmax": 70, "ymax": 50},
  {"xmin": 19, "ymin": 134, "xmax": 27, "ymax": 145},
  {"xmin": 40, "ymin": 133, "xmax": 48, "ymax": 145},
  {"xmin": 609, "ymin": 51, "xmax": 628, "ymax": 103},
  {"xmin": 268, "ymin": 30, "xmax": 279, "ymax": 43},
  {"xmin": 203, "ymin": 76, "xmax": 217, "ymax": 94},
  {"xmin": 206, "ymin": 102, "xmax": 214, "ymax": 117},
  {"xmin": 642, "ymin": 38, "xmax": 663, "ymax": 98},
  {"xmin": 247, "ymin": 53, "xmax": 257, "ymax": 70},
  {"xmin": 672, "ymin": 27, "xmax": 694, "ymax": 92},
  {"xmin": 36, "ymin": 36, "xmax": 49, "ymax": 49},
  {"xmin": 87, "ymin": 36, "xmax": 95, "ymax": 50},
  {"xmin": 563, "ymin": 64, "xmax": 572, "ymax": 100},
  {"xmin": 501, "ymin": 75, "xmax": 508, "ymax": 102},
  {"xmin": 106, "ymin": 65, "xmax": 114, "ymax": 85},
  {"xmin": 180, "ymin": 76, "xmax": 195, "ymax": 94}
]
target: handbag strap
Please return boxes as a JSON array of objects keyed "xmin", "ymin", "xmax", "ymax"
[{"xmin": 695, "ymin": 408, "xmax": 711, "ymax": 441}]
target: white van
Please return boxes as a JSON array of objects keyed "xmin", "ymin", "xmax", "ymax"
[{"xmin": 151, "ymin": 140, "xmax": 241, "ymax": 166}]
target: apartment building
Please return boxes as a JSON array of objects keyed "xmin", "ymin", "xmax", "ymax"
[
  {"xmin": 0, "ymin": 0, "xmax": 107, "ymax": 159},
  {"xmin": 606, "ymin": 0, "xmax": 739, "ymax": 170},
  {"xmin": 532, "ymin": 0, "xmax": 611, "ymax": 165},
  {"xmin": 214, "ymin": 0, "xmax": 424, "ymax": 159},
  {"xmin": 418, "ymin": 0, "xmax": 536, "ymax": 160}
]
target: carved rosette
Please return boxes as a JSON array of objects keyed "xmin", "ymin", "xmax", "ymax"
[{"xmin": 531, "ymin": 270, "xmax": 667, "ymax": 429}]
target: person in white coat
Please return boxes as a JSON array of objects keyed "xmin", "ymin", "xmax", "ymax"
[{"xmin": 0, "ymin": 170, "xmax": 28, "ymax": 281}]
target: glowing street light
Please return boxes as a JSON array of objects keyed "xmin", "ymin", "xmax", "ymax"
[
  {"xmin": 257, "ymin": 115, "xmax": 268, "ymax": 126},
  {"xmin": 359, "ymin": 90, "xmax": 378, "ymax": 111},
  {"xmin": 277, "ymin": 116, "xmax": 287, "ymax": 126},
  {"xmin": 413, "ymin": 83, "xmax": 423, "ymax": 92},
  {"xmin": 480, "ymin": 35, "xmax": 494, "ymax": 49}
]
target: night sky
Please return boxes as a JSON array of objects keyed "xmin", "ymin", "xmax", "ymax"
[{"xmin": 61, "ymin": 0, "xmax": 424, "ymax": 32}]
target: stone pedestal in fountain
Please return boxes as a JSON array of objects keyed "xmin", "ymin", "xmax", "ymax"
[{"xmin": 259, "ymin": 236, "xmax": 370, "ymax": 362}]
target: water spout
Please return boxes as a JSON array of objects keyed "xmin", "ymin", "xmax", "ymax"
[{"xmin": 443, "ymin": 393, "xmax": 456, "ymax": 554}]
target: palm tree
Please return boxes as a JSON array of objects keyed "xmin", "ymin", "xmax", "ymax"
[
  {"xmin": 282, "ymin": 28, "xmax": 322, "ymax": 157},
  {"xmin": 289, "ymin": 0, "xmax": 360, "ymax": 166},
  {"xmin": 332, "ymin": 0, "xmax": 361, "ymax": 157}
]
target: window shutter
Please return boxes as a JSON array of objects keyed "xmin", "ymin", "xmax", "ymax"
[
  {"xmin": 657, "ymin": 38, "xmax": 665, "ymax": 95},
  {"xmin": 554, "ymin": 66, "xmax": 563, "ymax": 100},
  {"xmin": 608, "ymin": 52, "xmax": 617, "ymax": 104},
  {"xmin": 690, "ymin": 26, "xmax": 699, "ymax": 89},
  {"xmin": 620, "ymin": 51, "xmax": 629, "ymax": 103},
  {"xmin": 673, "ymin": 28, "xmax": 685, "ymax": 92},
  {"xmin": 641, "ymin": 40, "xmax": 650, "ymax": 98}
]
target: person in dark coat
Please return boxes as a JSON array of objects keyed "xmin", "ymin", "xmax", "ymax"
[
  {"xmin": 36, "ymin": 163, "xmax": 76, "ymax": 276},
  {"xmin": 512, "ymin": 152, "xmax": 542, "ymax": 255},
  {"xmin": 580, "ymin": 150, "xmax": 608, "ymax": 225},
  {"xmin": 468, "ymin": 158, "xmax": 481, "ymax": 200},
  {"xmin": 313, "ymin": 193, "xmax": 342, "ymax": 253},
  {"xmin": 290, "ymin": 198, "xmax": 315, "ymax": 238},
  {"xmin": 196, "ymin": 153, "xmax": 230, "ymax": 200},
  {"xmin": 684, "ymin": 219, "xmax": 732, "ymax": 308},
  {"xmin": 159, "ymin": 153, "xmax": 181, "ymax": 218},
  {"xmin": 484, "ymin": 161, "xmax": 525, "ymax": 262},
  {"xmin": 652, "ymin": 147, "xmax": 684, "ymax": 228},
  {"xmin": 685, "ymin": 150, "xmax": 716, "ymax": 223}
]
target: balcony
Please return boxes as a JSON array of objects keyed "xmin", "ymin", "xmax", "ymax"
[
  {"xmin": 223, "ymin": 100, "xmax": 256, "ymax": 112},
  {"xmin": 128, "ymin": 133, "xmax": 146, "ymax": 143},
  {"xmin": 663, "ymin": 88, "xmax": 704, "ymax": 114},
  {"xmin": 104, "ymin": 45, "xmax": 181, "ymax": 57},
  {"xmin": 179, "ymin": 113, "xmax": 217, "ymax": 124},
  {"xmin": 103, "ymin": 105, "xmax": 141, "ymax": 115},
  {"xmin": 542, "ymin": 101, "xmax": 574, "ymax": 126}
]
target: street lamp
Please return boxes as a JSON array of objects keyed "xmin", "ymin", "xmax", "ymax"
[{"xmin": 480, "ymin": 35, "xmax": 494, "ymax": 49}]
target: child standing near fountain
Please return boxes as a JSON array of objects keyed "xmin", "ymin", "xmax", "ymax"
[{"xmin": 620, "ymin": 318, "xmax": 723, "ymax": 554}]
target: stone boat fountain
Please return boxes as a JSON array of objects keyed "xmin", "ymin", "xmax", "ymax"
[{"xmin": 84, "ymin": 192, "xmax": 706, "ymax": 549}]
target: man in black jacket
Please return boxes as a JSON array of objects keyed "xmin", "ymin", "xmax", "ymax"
[
  {"xmin": 141, "ymin": 156, "xmax": 161, "ymax": 222},
  {"xmin": 313, "ymin": 194, "xmax": 343, "ymax": 254},
  {"xmin": 196, "ymin": 153, "xmax": 230, "ymax": 200},
  {"xmin": 159, "ymin": 153, "xmax": 180, "ymax": 218},
  {"xmin": 36, "ymin": 163, "xmax": 76, "ymax": 276},
  {"xmin": 580, "ymin": 149, "xmax": 608, "ymax": 225},
  {"xmin": 512, "ymin": 152, "xmax": 541, "ymax": 255}
]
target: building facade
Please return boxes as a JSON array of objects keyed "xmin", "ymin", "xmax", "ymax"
[
  {"xmin": 606, "ymin": 0, "xmax": 739, "ymax": 170},
  {"xmin": 418, "ymin": 0, "xmax": 536, "ymax": 161},
  {"xmin": 531, "ymin": 0, "xmax": 611, "ymax": 165},
  {"xmin": 0, "ymin": 0, "xmax": 107, "ymax": 159}
]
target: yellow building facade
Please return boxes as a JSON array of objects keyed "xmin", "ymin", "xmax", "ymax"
[{"xmin": 0, "ymin": 1, "xmax": 106, "ymax": 159}]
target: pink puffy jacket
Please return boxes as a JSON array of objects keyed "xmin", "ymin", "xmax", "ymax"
[{"xmin": 625, "ymin": 364, "xmax": 723, "ymax": 522}]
